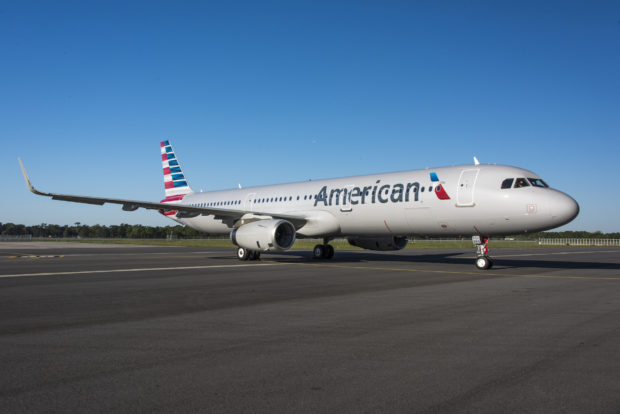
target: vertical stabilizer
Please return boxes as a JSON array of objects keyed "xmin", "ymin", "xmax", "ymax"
[{"xmin": 160, "ymin": 140, "xmax": 194, "ymax": 198}]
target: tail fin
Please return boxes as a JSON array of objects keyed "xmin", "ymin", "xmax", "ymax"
[{"xmin": 160, "ymin": 140, "xmax": 194, "ymax": 198}]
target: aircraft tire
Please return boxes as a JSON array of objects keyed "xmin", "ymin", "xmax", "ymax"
[
  {"xmin": 250, "ymin": 250, "xmax": 261, "ymax": 260},
  {"xmin": 325, "ymin": 244, "xmax": 335, "ymax": 259},
  {"xmin": 313, "ymin": 244, "xmax": 325, "ymax": 259},
  {"xmin": 237, "ymin": 247, "xmax": 250, "ymax": 261},
  {"xmin": 475, "ymin": 256, "xmax": 492, "ymax": 270}
]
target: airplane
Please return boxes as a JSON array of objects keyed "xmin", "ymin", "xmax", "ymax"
[{"xmin": 19, "ymin": 141, "xmax": 579, "ymax": 269}]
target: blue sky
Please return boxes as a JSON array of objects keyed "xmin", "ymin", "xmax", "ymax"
[{"xmin": 2, "ymin": 1, "xmax": 619, "ymax": 231}]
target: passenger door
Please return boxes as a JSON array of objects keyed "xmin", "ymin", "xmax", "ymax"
[{"xmin": 456, "ymin": 169, "xmax": 479, "ymax": 207}]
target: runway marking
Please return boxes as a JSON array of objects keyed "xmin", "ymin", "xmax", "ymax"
[
  {"xmin": 0, "ymin": 263, "xmax": 278, "ymax": 279},
  {"xmin": 9, "ymin": 254, "xmax": 65, "ymax": 259},
  {"xmin": 262, "ymin": 261, "xmax": 620, "ymax": 281},
  {"xmin": 492, "ymin": 250, "xmax": 619, "ymax": 258}
]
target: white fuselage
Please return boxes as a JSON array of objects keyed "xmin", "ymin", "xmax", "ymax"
[{"xmin": 165, "ymin": 164, "xmax": 579, "ymax": 238}]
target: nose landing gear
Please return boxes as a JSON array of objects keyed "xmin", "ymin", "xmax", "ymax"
[{"xmin": 473, "ymin": 235, "xmax": 493, "ymax": 270}]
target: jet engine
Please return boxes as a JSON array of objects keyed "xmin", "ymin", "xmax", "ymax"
[
  {"xmin": 347, "ymin": 236, "xmax": 408, "ymax": 251},
  {"xmin": 230, "ymin": 219, "xmax": 296, "ymax": 252}
]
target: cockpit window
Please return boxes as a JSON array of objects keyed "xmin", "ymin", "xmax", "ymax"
[
  {"xmin": 528, "ymin": 178, "xmax": 549, "ymax": 188},
  {"xmin": 501, "ymin": 178, "xmax": 514, "ymax": 189},
  {"xmin": 514, "ymin": 178, "xmax": 530, "ymax": 188}
]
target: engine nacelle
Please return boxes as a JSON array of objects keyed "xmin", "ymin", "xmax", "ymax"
[
  {"xmin": 230, "ymin": 219, "xmax": 296, "ymax": 252},
  {"xmin": 347, "ymin": 236, "xmax": 408, "ymax": 251}
]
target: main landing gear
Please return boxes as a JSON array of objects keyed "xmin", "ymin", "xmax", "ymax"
[
  {"xmin": 473, "ymin": 235, "xmax": 493, "ymax": 270},
  {"xmin": 237, "ymin": 247, "xmax": 261, "ymax": 261},
  {"xmin": 313, "ymin": 239, "xmax": 335, "ymax": 259}
]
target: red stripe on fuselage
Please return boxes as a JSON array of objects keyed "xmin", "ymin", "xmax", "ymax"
[{"xmin": 435, "ymin": 185, "xmax": 451, "ymax": 200}]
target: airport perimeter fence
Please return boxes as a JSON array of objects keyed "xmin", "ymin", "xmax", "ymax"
[
  {"xmin": 0, "ymin": 234, "xmax": 32, "ymax": 241},
  {"xmin": 3, "ymin": 236, "xmax": 619, "ymax": 248},
  {"xmin": 538, "ymin": 238, "xmax": 620, "ymax": 246}
]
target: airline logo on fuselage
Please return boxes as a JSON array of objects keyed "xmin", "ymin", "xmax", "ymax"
[
  {"xmin": 313, "ymin": 172, "xmax": 450, "ymax": 207},
  {"xmin": 430, "ymin": 172, "xmax": 451, "ymax": 200},
  {"xmin": 314, "ymin": 180, "xmax": 420, "ymax": 207}
]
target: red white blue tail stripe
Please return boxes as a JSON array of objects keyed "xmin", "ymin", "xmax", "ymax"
[{"xmin": 161, "ymin": 140, "xmax": 193, "ymax": 198}]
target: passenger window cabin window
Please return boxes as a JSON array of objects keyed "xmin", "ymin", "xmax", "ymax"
[{"xmin": 514, "ymin": 178, "xmax": 530, "ymax": 188}]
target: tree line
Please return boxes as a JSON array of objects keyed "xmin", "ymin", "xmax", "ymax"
[
  {"xmin": 0, "ymin": 223, "xmax": 209, "ymax": 239},
  {"xmin": 1, "ymin": 222, "xmax": 619, "ymax": 240}
]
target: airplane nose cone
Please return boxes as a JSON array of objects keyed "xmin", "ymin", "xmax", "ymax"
[{"xmin": 549, "ymin": 191, "xmax": 579, "ymax": 226}]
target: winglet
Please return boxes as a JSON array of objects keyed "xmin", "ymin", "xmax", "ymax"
[
  {"xmin": 473, "ymin": 156, "xmax": 480, "ymax": 166},
  {"xmin": 18, "ymin": 158, "xmax": 50, "ymax": 196}
]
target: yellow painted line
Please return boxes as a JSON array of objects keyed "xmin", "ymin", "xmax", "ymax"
[
  {"xmin": 0, "ymin": 263, "xmax": 277, "ymax": 279},
  {"xmin": 262, "ymin": 260, "xmax": 620, "ymax": 281}
]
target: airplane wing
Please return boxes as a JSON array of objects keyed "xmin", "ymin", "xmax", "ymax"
[{"xmin": 18, "ymin": 158, "xmax": 308, "ymax": 228}]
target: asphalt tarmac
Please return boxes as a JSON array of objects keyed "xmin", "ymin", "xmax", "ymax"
[{"xmin": 1, "ymin": 242, "xmax": 619, "ymax": 413}]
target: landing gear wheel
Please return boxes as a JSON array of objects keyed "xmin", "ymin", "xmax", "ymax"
[
  {"xmin": 313, "ymin": 244, "xmax": 325, "ymax": 259},
  {"xmin": 249, "ymin": 250, "xmax": 261, "ymax": 261},
  {"xmin": 475, "ymin": 256, "xmax": 493, "ymax": 270},
  {"xmin": 237, "ymin": 247, "xmax": 250, "ymax": 261},
  {"xmin": 324, "ymin": 244, "xmax": 334, "ymax": 259}
]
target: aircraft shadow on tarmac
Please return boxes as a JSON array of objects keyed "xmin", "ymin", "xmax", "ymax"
[{"xmin": 258, "ymin": 250, "xmax": 620, "ymax": 271}]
